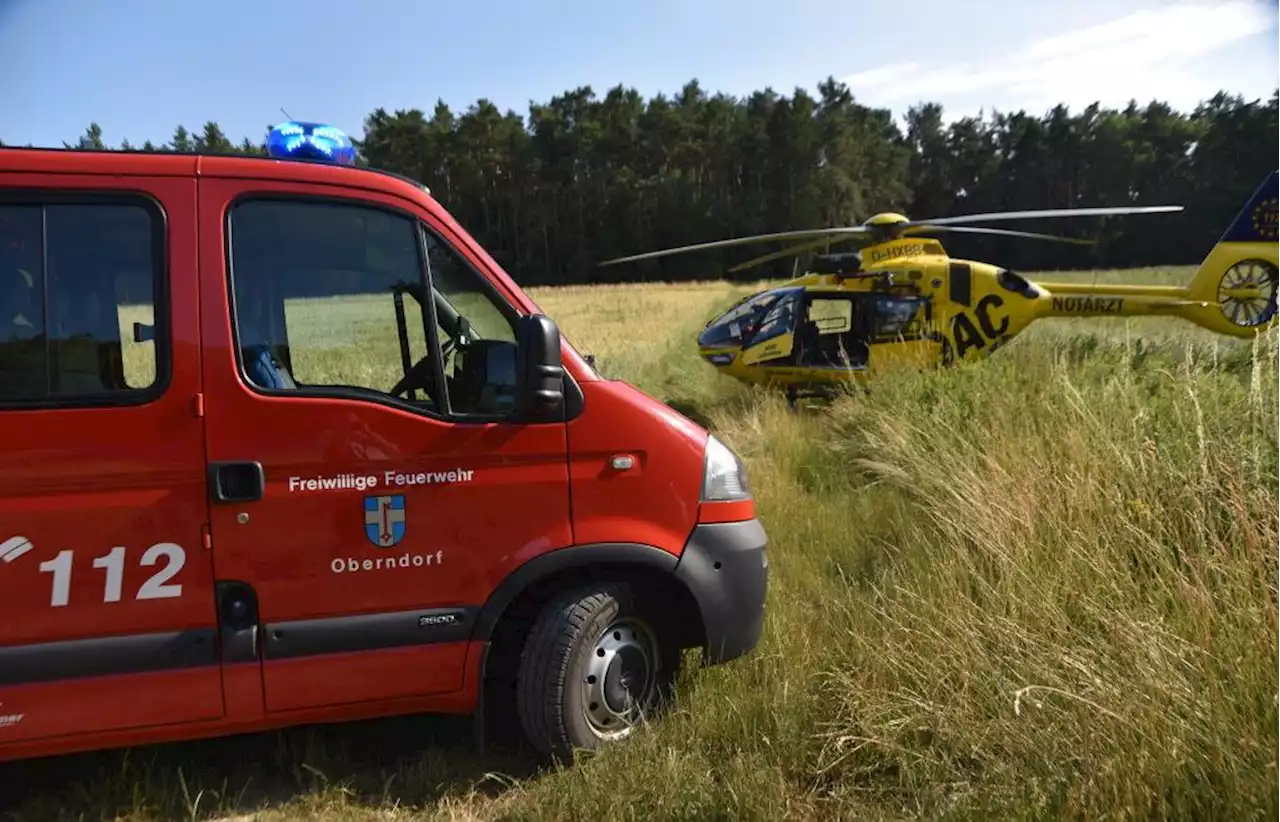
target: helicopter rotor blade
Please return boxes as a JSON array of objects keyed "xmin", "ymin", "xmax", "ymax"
[
  {"xmin": 726, "ymin": 234, "xmax": 864, "ymax": 273},
  {"xmin": 728, "ymin": 225, "xmax": 1094, "ymax": 272},
  {"xmin": 904, "ymin": 225, "xmax": 1098, "ymax": 244},
  {"xmin": 595, "ymin": 226, "xmax": 871, "ymax": 267},
  {"xmin": 597, "ymin": 204, "xmax": 1180, "ymax": 267},
  {"xmin": 905, "ymin": 204, "xmax": 1182, "ymax": 228}
]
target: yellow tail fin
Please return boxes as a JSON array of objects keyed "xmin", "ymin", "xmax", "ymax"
[
  {"xmin": 1182, "ymin": 171, "xmax": 1278, "ymax": 336},
  {"xmin": 1038, "ymin": 172, "xmax": 1277, "ymax": 338}
]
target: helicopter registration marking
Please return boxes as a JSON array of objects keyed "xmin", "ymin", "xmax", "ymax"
[
  {"xmin": 1050, "ymin": 296, "xmax": 1124, "ymax": 314},
  {"xmin": 868, "ymin": 243, "xmax": 926, "ymax": 264}
]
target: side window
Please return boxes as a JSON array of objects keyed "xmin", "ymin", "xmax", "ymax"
[
  {"xmin": 871, "ymin": 296, "xmax": 928, "ymax": 341},
  {"xmin": 226, "ymin": 198, "xmax": 524, "ymax": 420},
  {"xmin": 227, "ymin": 198, "xmax": 436, "ymax": 408},
  {"xmin": 422, "ymin": 229, "xmax": 520, "ymax": 416},
  {"xmin": 806, "ymin": 298, "xmax": 853, "ymax": 335},
  {"xmin": 0, "ymin": 200, "xmax": 162, "ymax": 405}
]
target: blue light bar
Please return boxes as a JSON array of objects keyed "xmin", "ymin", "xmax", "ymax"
[{"xmin": 266, "ymin": 121, "xmax": 356, "ymax": 166}]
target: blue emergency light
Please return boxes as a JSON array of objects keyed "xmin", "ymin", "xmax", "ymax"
[{"xmin": 266, "ymin": 120, "xmax": 357, "ymax": 166}]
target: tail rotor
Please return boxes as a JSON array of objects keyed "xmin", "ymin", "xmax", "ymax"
[{"xmin": 1216, "ymin": 259, "xmax": 1278, "ymax": 329}]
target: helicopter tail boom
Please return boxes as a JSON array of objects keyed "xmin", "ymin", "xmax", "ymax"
[
  {"xmin": 1032, "ymin": 280, "xmax": 1198, "ymax": 316},
  {"xmin": 1034, "ymin": 282, "xmax": 1188, "ymax": 298},
  {"xmin": 1034, "ymin": 287, "xmax": 1205, "ymax": 319}
]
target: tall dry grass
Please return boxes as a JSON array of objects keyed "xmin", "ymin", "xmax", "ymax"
[{"xmin": 805, "ymin": 329, "xmax": 1278, "ymax": 819}]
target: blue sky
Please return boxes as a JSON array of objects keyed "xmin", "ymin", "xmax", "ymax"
[{"xmin": 0, "ymin": 0, "xmax": 1276, "ymax": 149}]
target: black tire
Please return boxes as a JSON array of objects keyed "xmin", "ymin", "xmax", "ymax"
[{"xmin": 515, "ymin": 582, "xmax": 679, "ymax": 763}]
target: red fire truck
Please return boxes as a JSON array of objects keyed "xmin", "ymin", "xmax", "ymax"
[{"xmin": 0, "ymin": 122, "xmax": 768, "ymax": 765}]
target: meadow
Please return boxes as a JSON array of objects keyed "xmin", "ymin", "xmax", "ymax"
[{"xmin": 2, "ymin": 266, "xmax": 1276, "ymax": 821}]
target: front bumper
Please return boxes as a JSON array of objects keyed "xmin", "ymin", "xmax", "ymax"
[{"xmin": 673, "ymin": 518, "xmax": 769, "ymax": 665}]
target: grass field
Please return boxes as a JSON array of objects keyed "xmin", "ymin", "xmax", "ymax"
[{"xmin": 3, "ymin": 266, "xmax": 1277, "ymax": 821}]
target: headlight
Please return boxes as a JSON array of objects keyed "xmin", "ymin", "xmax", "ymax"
[{"xmin": 702, "ymin": 434, "xmax": 751, "ymax": 501}]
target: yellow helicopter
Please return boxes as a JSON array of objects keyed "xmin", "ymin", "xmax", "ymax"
[{"xmin": 599, "ymin": 172, "xmax": 1278, "ymax": 402}]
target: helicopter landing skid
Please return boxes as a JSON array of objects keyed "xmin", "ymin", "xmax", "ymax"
[{"xmin": 782, "ymin": 382, "xmax": 866, "ymax": 408}]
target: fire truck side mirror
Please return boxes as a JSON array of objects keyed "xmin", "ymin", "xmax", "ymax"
[{"xmin": 513, "ymin": 313, "xmax": 565, "ymax": 423}]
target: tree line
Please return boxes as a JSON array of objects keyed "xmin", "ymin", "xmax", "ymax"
[{"xmin": 7, "ymin": 78, "xmax": 1277, "ymax": 286}]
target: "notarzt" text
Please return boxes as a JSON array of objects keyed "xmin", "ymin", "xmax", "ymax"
[{"xmin": 1051, "ymin": 296, "xmax": 1124, "ymax": 314}]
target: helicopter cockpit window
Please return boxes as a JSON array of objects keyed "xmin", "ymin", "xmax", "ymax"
[
  {"xmin": 697, "ymin": 290, "xmax": 784, "ymax": 348},
  {"xmin": 745, "ymin": 290, "xmax": 801, "ymax": 347}
]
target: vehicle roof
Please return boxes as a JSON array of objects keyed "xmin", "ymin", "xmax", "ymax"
[
  {"xmin": 0, "ymin": 145, "xmax": 545, "ymax": 319},
  {"xmin": 0, "ymin": 145, "xmax": 433, "ymax": 205}
]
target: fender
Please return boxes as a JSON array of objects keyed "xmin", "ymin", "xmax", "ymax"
[
  {"xmin": 472, "ymin": 521, "xmax": 767, "ymax": 658},
  {"xmin": 469, "ymin": 542, "xmax": 681, "ymax": 644}
]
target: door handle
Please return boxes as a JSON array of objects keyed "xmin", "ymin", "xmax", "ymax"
[{"xmin": 209, "ymin": 461, "xmax": 265, "ymax": 503}]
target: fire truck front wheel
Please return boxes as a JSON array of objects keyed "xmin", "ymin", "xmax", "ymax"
[{"xmin": 515, "ymin": 581, "xmax": 680, "ymax": 762}]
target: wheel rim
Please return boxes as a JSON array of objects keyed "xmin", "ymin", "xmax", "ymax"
[{"xmin": 582, "ymin": 617, "xmax": 660, "ymax": 739}]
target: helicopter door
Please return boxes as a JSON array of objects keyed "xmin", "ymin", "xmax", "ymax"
[
  {"xmin": 797, "ymin": 295, "xmax": 867, "ymax": 369},
  {"xmin": 741, "ymin": 290, "xmax": 800, "ymax": 366},
  {"xmin": 865, "ymin": 294, "xmax": 936, "ymax": 371}
]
